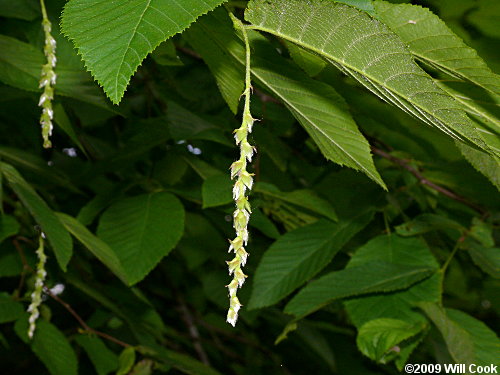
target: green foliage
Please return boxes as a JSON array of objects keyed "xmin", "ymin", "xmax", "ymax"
[
  {"xmin": 61, "ymin": 0, "xmax": 227, "ymax": 104},
  {"xmin": 1, "ymin": 0, "xmax": 499, "ymax": 374}
]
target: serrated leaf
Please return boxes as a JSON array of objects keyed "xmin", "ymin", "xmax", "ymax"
[
  {"xmin": 0, "ymin": 293, "xmax": 24, "ymax": 323},
  {"xmin": 285, "ymin": 261, "xmax": 434, "ymax": 318},
  {"xmin": 345, "ymin": 235, "xmax": 440, "ymax": 327},
  {"xmin": 15, "ymin": 317, "xmax": 78, "ymax": 375},
  {"xmin": 356, "ymin": 318, "xmax": 424, "ymax": 362},
  {"xmin": 467, "ymin": 244, "xmax": 500, "ymax": 279},
  {"xmin": 245, "ymin": 0, "xmax": 490, "ymax": 154},
  {"xmin": 56, "ymin": 213, "xmax": 128, "ymax": 283},
  {"xmin": 97, "ymin": 192, "xmax": 184, "ymax": 285},
  {"xmin": 418, "ymin": 302, "xmax": 476, "ymax": 366},
  {"xmin": 249, "ymin": 212, "xmax": 373, "ymax": 309},
  {"xmin": 0, "ymin": 163, "xmax": 73, "ymax": 270},
  {"xmin": 75, "ymin": 335, "xmax": 118, "ymax": 375},
  {"xmin": 61, "ymin": 0, "xmax": 227, "ymax": 104},
  {"xmin": 186, "ymin": 9, "xmax": 385, "ymax": 188},
  {"xmin": 374, "ymin": 1, "xmax": 500, "ymax": 96},
  {"xmin": 446, "ymin": 309, "xmax": 500, "ymax": 366}
]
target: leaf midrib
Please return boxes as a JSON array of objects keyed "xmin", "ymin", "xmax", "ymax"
[
  {"xmin": 198, "ymin": 22, "xmax": 380, "ymax": 181},
  {"xmin": 248, "ymin": 23, "xmax": 467, "ymax": 140},
  {"xmin": 114, "ymin": 0, "xmax": 152, "ymax": 101}
]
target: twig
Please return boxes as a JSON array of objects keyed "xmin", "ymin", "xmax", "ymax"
[
  {"xmin": 172, "ymin": 290, "xmax": 211, "ymax": 365},
  {"xmin": 12, "ymin": 238, "xmax": 131, "ymax": 348},
  {"xmin": 372, "ymin": 146, "xmax": 486, "ymax": 215}
]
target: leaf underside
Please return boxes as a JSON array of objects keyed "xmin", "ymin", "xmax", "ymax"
[{"xmin": 245, "ymin": 0, "xmax": 491, "ymax": 155}]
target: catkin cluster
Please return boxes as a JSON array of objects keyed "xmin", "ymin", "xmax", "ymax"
[
  {"xmin": 226, "ymin": 95, "xmax": 256, "ymax": 326},
  {"xmin": 38, "ymin": 0, "xmax": 57, "ymax": 149},
  {"xmin": 27, "ymin": 237, "xmax": 47, "ymax": 339}
]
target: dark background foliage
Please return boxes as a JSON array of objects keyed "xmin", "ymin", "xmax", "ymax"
[{"xmin": 0, "ymin": 0, "xmax": 498, "ymax": 374}]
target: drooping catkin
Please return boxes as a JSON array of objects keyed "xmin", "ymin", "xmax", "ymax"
[
  {"xmin": 27, "ymin": 236, "xmax": 47, "ymax": 339},
  {"xmin": 226, "ymin": 18, "xmax": 256, "ymax": 327},
  {"xmin": 38, "ymin": 0, "xmax": 57, "ymax": 148}
]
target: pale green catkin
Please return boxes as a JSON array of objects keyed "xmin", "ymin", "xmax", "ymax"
[
  {"xmin": 226, "ymin": 18, "xmax": 256, "ymax": 327},
  {"xmin": 27, "ymin": 236, "xmax": 47, "ymax": 339},
  {"xmin": 38, "ymin": 0, "xmax": 57, "ymax": 148}
]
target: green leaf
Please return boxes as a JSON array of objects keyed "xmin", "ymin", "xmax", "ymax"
[
  {"xmin": 0, "ymin": 251, "xmax": 23, "ymax": 278},
  {"xmin": 0, "ymin": 293, "xmax": 24, "ymax": 323},
  {"xmin": 467, "ymin": 244, "xmax": 500, "ymax": 279},
  {"xmin": 56, "ymin": 213, "xmax": 128, "ymax": 283},
  {"xmin": 0, "ymin": 35, "xmax": 112, "ymax": 110},
  {"xmin": 418, "ymin": 302, "xmax": 475, "ymax": 366},
  {"xmin": 61, "ymin": 0, "xmax": 228, "ymax": 104},
  {"xmin": 166, "ymin": 101, "xmax": 231, "ymax": 146},
  {"xmin": 0, "ymin": 163, "xmax": 73, "ymax": 270},
  {"xmin": 335, "ymin": 0, "xmax": 375, "ymax": 15},
  {"xmin": 255, "ymin": 183, "xmax": 338, "ymax": 222},
  {"xmin": 374, "ymin": 1, "xmax": 500, "ymax": 96},
  {"xmin": 285, "ymin": 261, "xmax": 435, "ymax": 318},
  {"xmin": 345, "ymin": 235, "xmax": 440, "ymax": 327},
  {"xmin": 446, "ymin": 309, "xmax": 500, "ymax": 366},
  {"xmin": 285, "ymin": 41, "xmax": 327, "ymax": 77},
  {"xmin": 245, "ymin": 0, "xmax": 489, "ymax": 154},
  {"xmin": 249, "ymin": 212, "xmax": 373, "ymax": 309},
  {"xmin": 97, "ymin": 192, "xmax": 185, "ymax": 285},
  {"xmin": 75, "ymin": 335, "xmax": 118, "ymax": 375},
  {"xmin": 467, "ymin": 0, "xmax": 500, "ymax": 39},
  {"xmin": 15, "ymin": 317, "xmax": 78, "ymax": 375},
  {"xmin": 356, "ymin": 318, "xmax": 424, "ymax": 362},
  {"xmin": 202, "ymin": 174, "xmax": 233, "ymax": 208},
  {"xmin": 0, "ymin": 215, "xmax": 20, "ymax": 244},
  {"xmin": 186, "ymin": 9, "xmax": 385, "ymax": 188},
  {"xmin": 395, "ymin": 214, "xmax": 465, "ymax": 237},
  {"xmin": 117, "ymin": 347, "xmax": 136, "ymax": 375},
  {"xmin": 0, "ymin": 0, "xmax": 39, "ymax": 21}
]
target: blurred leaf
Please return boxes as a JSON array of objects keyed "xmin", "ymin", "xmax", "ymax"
[
  {"xmin": 255, "ymin": 182, "xmax": 338, "ymax": 222},
  {"xmin": 446, "ymin": 309, "xmax": 500, "ymax": 366},
  {"xmin": 249, "ymin": 212, "xmax": 373, "ymax": 309},
  {"xmin": 467, "ymin": 244, "xmax": 500, "ymax": 279},
  {"xmin": 0, "ymin": 293, "xmax": 24, "ymax": 323},
  {"xmin": 116, "ymin": 347, "xmax": 136, "ymax": 375},
  {"xmin": 356, "ymin": 318, "xmax": 424, "ymax": 362},
  {"xmin": 0, "ymin": 215, "xmax": 20, "ymax": 244},
  {"xmin": 75, "ymin": 335, "xmax": 118, "ymax": 375},
  {"xmin": 202, "ymin": 174, "xmax": 233, "ymax": 208},
  {"xmin": 15, "ymin": 317, "xmax": 78, "ymax": 375},
  {"xmin": 97, "ymin": 192, "xmax": 184, "ymax": 285},
  {"xmin": 151, "ymin": 40, "xmax": 183, "ymax": 66},
  {"xmin": 0, "ymin": 163, "xmax": 73, "ymax": 270},
  {"xmin": 395, "ymin": 214, "xmax": 465, "ymax": 237},
  {"xmin": 0, "ymin": 0, "xmax": 39, "ymax": 20},
  {"xmin": 467, "ymin": 0, "xmax": 500, "ymax": 39}
]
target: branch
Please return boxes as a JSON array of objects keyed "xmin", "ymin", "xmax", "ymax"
[
  {"xmin": 372, "ymin": 147, "xmax": 486, "ymax": 215},
  {"xmin": 13, "ymin": 238, "xmax": 131, "ymax": 348}
]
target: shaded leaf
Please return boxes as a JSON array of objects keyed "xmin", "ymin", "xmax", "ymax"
[
  {"xmin": 0, "ymin": 163, "xmax": 73, "ymax": 270},
  {"xmin": 97, "ymin": 192, "xmax": 184, "ymax": 285},
  {"xmin": 0, "ymin": 293, "xmax": 24, "ymax": 323},
  {"xmin": 202, "ymin": 174, "xmax": 233, "ymax": 208},
  {"xmin": 285, "ymin": 261, "xmax": 435, "ymax": 318},
  {"xmin": 75, "ymin": 335, "xmax": 118, "ymax": 375},
  {"xmin": 249, "ymin": 212, "xmax": 373, "ymax": 309},
  {"xmin": 56, "ymin": 213, "xmax": 128, "ymax": 283}
]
